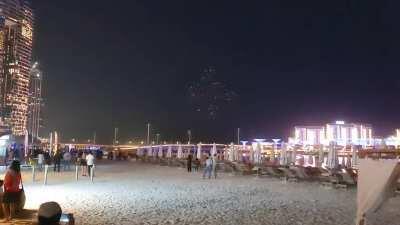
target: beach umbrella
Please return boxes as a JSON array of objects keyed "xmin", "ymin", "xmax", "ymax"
[
  {"xmin": 167, "ymin": 145, "xmax": 172, "ymax": 158},
  {"xmin": 341, "ymin": 155, "xmax": 346, "ymax": 167},
  {"xmin": 327, "ymin": 142, "xmax": 338, "ymax": 169},
  {"xmin": 177, "ymin": 144, "xmax": 183, "ymax": 159},
  {"xmin": 211, "ymin": 143, "xmax": 217, "ymax": 156},
  {"xmin": 158, "ymin": 145, "xmax": 163, "ymax": 158},
  {"xmin": 197, "ymin": 143, "xmax": 202, "ymax": 159},
  {"xmin": 291, "ymin": 146, "xmax": 297, "ymax": 165},
  {"xmin": 229, "ymin": 143, "xmax": 235, "ymax": 162},
  {"xmin": 24, "ymin": 129, "xmax": 29, "ymax": 158},
  {"xmin": 254, "ymin": 142, "xmax": 262, "ymax": 165},
  {"xmin": 318, "ymin": 146, "xmax": 324, "ymax": 167},
  {"xmin": 49, "ymin": 132, "xmax": 53, "ymax": 155},
  {"xmin": 279, "ymin": 142, "xmax": 288, "ymax": 166},
  {"xmin": 346, "ymin": 154, "xmax": 352, "ymax": 168},
  {"xmin": 308, "ymin": 155, "xmax": 314, "ymax": 166},
  {"xmin": 54, "ymin": 131, "xmax": 58, "ymax": 153},
  {"xmin": 351, "ymin": 145, "xmax": 358, "ymax": 168},
  {"xmin": 249, "ymin": 144, "xmax": 254, "ymax": 163}
]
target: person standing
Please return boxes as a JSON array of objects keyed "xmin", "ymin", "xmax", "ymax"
[
  {"xmin": 53, "ymin": 151, "xmax": 62, "ymax": 173},
  {"xmin": 81, "ymin": 152, "xmax": 87, "ymax": 176},
  {"xmin": 63, "ymin": 151, "xmax": 71, "ymax": 171},
  {"xmin": 187, "ymin": 154, "xmax": 193, "ymax": 173},
  {"xmin": 202, "ymin": 156, "xmax": 213, "ymax": 179},
  {"xmin": 2, "ymin": 160, "xmax": 23, "ymax": 222},
  {"xmin": 37, "ymin": 151, "xmax": 44, "ymax": 171},
  {"xmin": 212, "ymin": 154, "xmax": 218, "ymax": 179},
  {"xmin": 86, "ymin": 152, "xmax": 95, "ymax": 177}
]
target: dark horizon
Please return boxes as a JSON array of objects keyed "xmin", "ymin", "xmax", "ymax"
[{"xmin": 33, "ymin": 0, "xmax": 400, "ymax": 144}]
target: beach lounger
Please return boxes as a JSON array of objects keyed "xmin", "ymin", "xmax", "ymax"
[
  {"xmin": 278, "ymin": 167, "xmax": 298, "ymax": 182},
  {"xmin": 262, "ymin": 166, "xmax": 284, "ymax": 178},
  {"xmin": 232, "ymin": 162, "xmax": 254, "ymax": 175},
  {"xmin": 290, "ymin": 166, "xmax": 312, "ymax": 180}
]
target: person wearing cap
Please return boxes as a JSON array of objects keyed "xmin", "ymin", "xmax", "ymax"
[{"xmin": 1, "ymin": 160, "xmax": 22, "ymax": 222}]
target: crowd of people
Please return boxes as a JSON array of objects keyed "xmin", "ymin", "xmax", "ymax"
[
  {"xmin": 28, "ymin": 148, "xmax": 97, "ymax": 176},
  {"xmin": 186, "ymin": 153, "xmax": 218, "ymax": 179}
]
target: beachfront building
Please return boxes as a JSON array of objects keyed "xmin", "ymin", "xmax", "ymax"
[{"xmin": 291, "ymin": 121, "xmax": 373, "ymax": 147}]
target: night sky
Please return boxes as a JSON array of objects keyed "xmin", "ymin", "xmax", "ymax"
[{"xmin": 33, "ymin": 0, "xmax": 400, "ymax": 144}]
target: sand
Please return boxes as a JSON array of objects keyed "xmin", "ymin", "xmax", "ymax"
[{"xmin": 3, "ymin": 160, "xmax": 398, "ymax": 225}]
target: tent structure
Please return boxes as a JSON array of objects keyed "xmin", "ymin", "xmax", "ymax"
[
  {"xmin": 177, "ymin": 145, "xmax": 183, "ymax": 159},
  {"xmin": 356, "ymin": 159, "xmax": 400, "ymax": 225},
  {"xmin": 197, "ymin": 143, "xmax": 202, "ymax": 159}
]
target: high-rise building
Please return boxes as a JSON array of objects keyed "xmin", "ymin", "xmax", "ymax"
[
  {"xmin": 0, "ymin": 0, "xmax": 33, "ymax": 136},
  {"xmin": 27, "ymin": 61, "xmax": 41, "ymax": 139}
]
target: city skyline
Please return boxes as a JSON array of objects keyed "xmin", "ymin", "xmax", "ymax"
[{"xmin": 29, "ymin": 0, "xmax": 400, "ymax": 143}]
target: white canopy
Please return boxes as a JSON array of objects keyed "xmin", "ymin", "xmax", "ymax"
[
  {"xmin": 280, "ymin": 142, "xmax": 288, "ymax": 166},
  {"xmin": 229, "ymin": 143, "xmax": 235, "ymax": 162},
  {"xmin": 211, "ymin": 143, "xmax": 217, "ymax": 156},
  {"xmin": 318, "ymin": 146, "xmax": 324, "ymax": 167},
  {"xmin": 197, "ymin": 143, "xmax": 202, "ymax": 159},
  {"xmin": 356, "ymin": 159, "xmax": 400, "ymax": 225},
  {"xmin": 352, "ymin": 145, "xmax": 358, "ymax": 168},
  {"xmin": 327, "ymin": 142, "xmax": 338, "ymax": 169},
  {"xmin": 158, "ymin": 146, "xmax": 163, "ymax": 158},
  {"xmin": 177, "ymin": 145, "xmax": 183, "ymax": 159},
  {"xmin": 167, "ymin": 145, "xmax": 172, "ymax": 158},
  {"xmin": 249, "ymin": 144, "xmax": 254, "ymax": 163},
  {"xmin": 291, "ymin": 147, "xmax": 297, "ymax": 165},
  {"xmin": 254, "ymin": 142, "xmax": 262, "ymax": 165}
]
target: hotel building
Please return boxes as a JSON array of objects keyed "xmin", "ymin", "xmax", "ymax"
[
  {"xmin": 0, "ymin": 0, "xmax": 34, "ymax": 136},
  {"xmin": 291, "ymin": 121, "xmax": 373, "ymax": 147}
]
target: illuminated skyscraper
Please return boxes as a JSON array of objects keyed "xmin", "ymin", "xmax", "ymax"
[
  {"xmin": 0, "ymin": 0, "xmax": 33, "ymax": 136},
  {"xmin": 27, "ymin": 61, "xmax": 41, "ymax": 139}
]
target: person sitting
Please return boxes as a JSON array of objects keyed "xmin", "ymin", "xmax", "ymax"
[{"xmin": 1, "ymin": 160, "xmax": 23, "ymax": 222}]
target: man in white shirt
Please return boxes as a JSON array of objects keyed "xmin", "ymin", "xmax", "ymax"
[{"xmin": 86, "ymin": 152, "xmax": 95, "ymax": 177}]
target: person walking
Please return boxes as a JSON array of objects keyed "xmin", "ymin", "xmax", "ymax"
[
  {"xmin": 202, "ymin": 156, "xmax": 213, "ymax": 179},
  {"xmin": 37, "ymin": 151, "xmax": 44, "ymax": 171},
  {"xmin": 194, "ymin": 158, "xmax": 200, "ymax": 172},
  {"xmin": 2, "ymin": 160, "xmax": 23, "ymax": 222},
  {"xmin": 81, "ymin": 152, "xmax": 87, "ymax": 176},
  {"xmin": 63, "ymin": 151, "xmax": 71, "ymax": 171},
  {"xmin": 187, "ymin": 154, "xmax": 193, "ymax": 173},
  {"xmin": 86, "ymin": 152, "xmax": 95, "ymax": 177},
  {"xmin": 212, "ymin": 154, "xmax": 218, "ymax": 179},
  {"xmin": 53, "ymin": 151, "xmax": 62, "ymax": 173}
]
